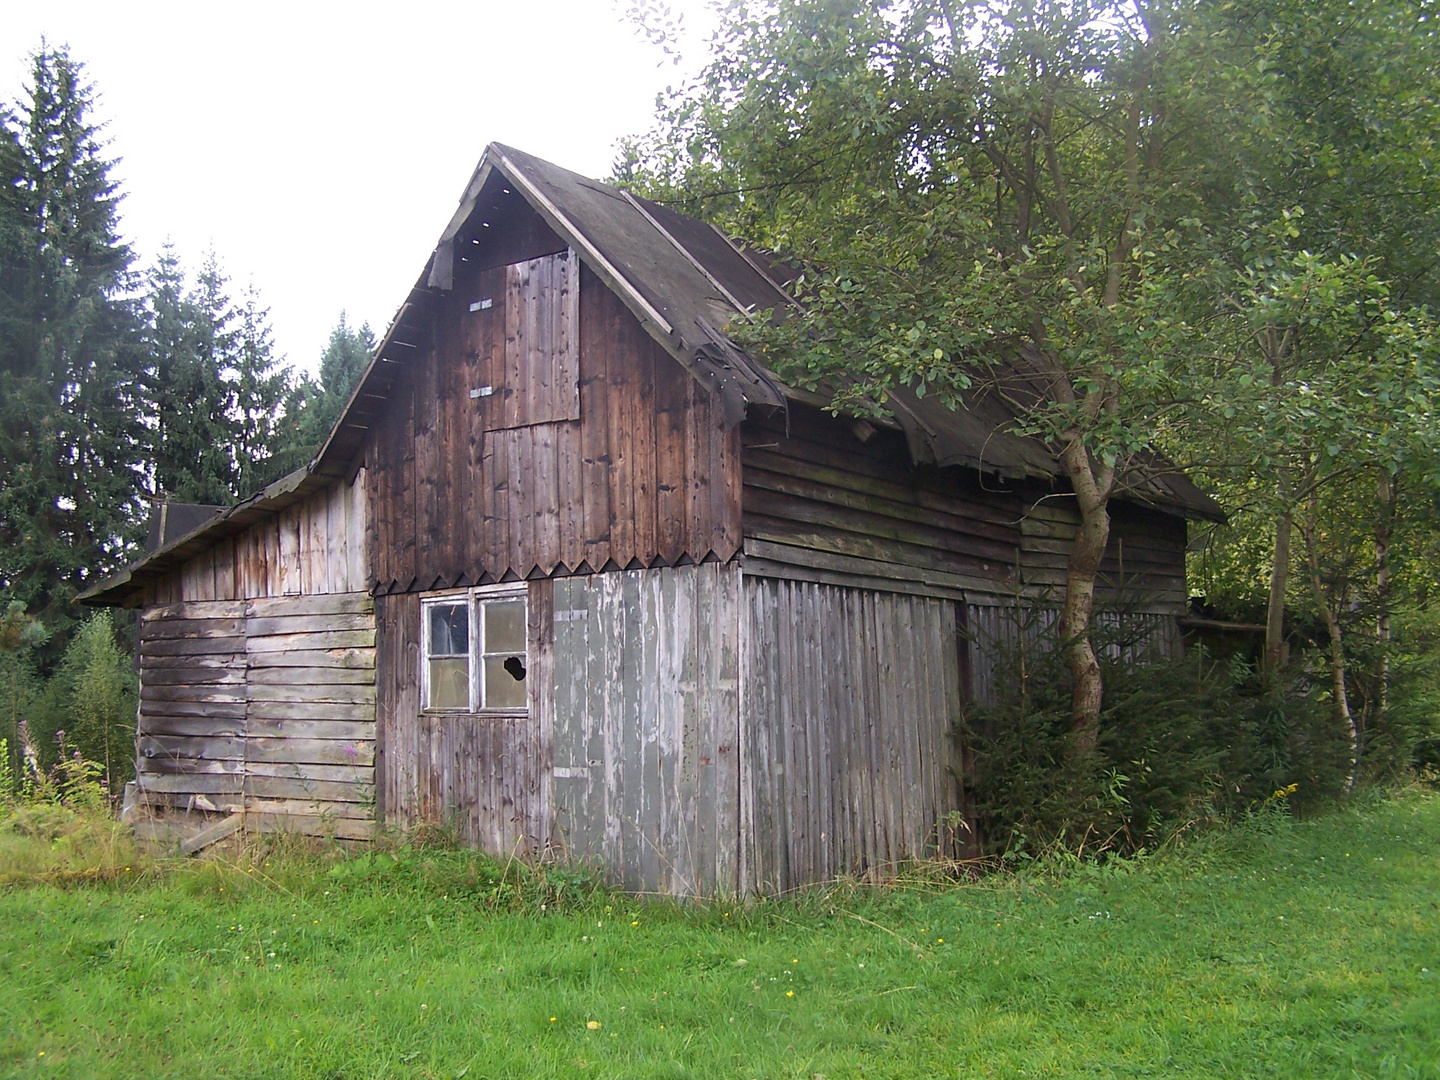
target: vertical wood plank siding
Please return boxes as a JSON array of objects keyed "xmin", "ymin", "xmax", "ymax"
[
  {"xmin": 145, "ymin": 473, "xmax": 369, "ymax": 606},
  {"xmin": 376, "ymin": 565, "xmax": 741, "ymax": 898},
  {"xmin": 135, "ymin": 592, "xmax": 376, "ymax": 839},
  {"xmin": 739, "ymin": 576, "xmax": 963, "ymax": 894},
  {"xmin": 549, "ymin": 563, "xmax": 741, "ymax": 897},
  {"xmin": 374, "ymin": 581, "xmax": 556, "ymax": 857},
  {"xmin": 365, "ymin": 261, "xmax": 741, "ymax": 592},
  {"xmin": 486, "ymin": 253, "xmax": 580, "ymax": 429}
]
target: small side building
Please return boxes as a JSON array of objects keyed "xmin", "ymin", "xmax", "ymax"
[{"xmin": 81, "ymin": 144, "xmax": 1221, "ymax": 894}]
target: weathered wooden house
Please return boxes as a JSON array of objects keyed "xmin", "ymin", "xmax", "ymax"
[{"xmin": 81, "ymin": 144, "xmax": 1220, "ymax": 895}]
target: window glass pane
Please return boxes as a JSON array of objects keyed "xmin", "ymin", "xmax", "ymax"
[
  {"xmin": 429, "ymin": 658, "xmax": 470, "ymax": 709},
  {"xmin": 484, "ymin": 600, "xmax": 526, "ymax": 653},
  {"xmin": 428, "ymin": 603, "xmax": 468, "ymax": 656},
  {"xmin": 483, "ymin": 655, "xmax": 527, "ymax": 708}
]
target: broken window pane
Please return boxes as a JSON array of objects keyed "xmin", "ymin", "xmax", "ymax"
[{"xmin": 484, "ymin": 655, "xmax": 527, "ymax": 709}]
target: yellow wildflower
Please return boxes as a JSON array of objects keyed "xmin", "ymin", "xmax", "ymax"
[{"xmin": 587, "ymin": 1020, "xmax": 601, "ymax": 1031}]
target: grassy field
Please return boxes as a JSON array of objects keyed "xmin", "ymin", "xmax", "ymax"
[{"xmin": 1, "ymin": 793, "xmax": 1437, "ymax": 1079}]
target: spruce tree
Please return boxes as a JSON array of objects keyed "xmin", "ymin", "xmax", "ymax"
[
  {"xmin": 141, "ymin": 247, "xmax": 234, "ymax": 504},
  {"xmin": 265, "ymin": 312, "xmax": 373, "ymax": 481},
  {"xmin": 231, "ymin": 285, "xmax": 289, "ymax": 496},
  {"xmin": 0, "ymin": 46, "xmax": 144, "ymax": 651}
]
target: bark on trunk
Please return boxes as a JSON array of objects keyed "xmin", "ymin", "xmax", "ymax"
[
  {"xmin": 1264, "ymin": 510, "xmax": 1291, "ymax": 675},
  {"xmin": 1303, "ymin": 490, "xmax": 1358, "ymax": 791},
  {"xmin": 1374, "ymin": 471, "xmax": 1395, "ymax": 718},
  {"xmin": 1059, "ymin": 438, "xmax": 1113, "ymax": 753}
]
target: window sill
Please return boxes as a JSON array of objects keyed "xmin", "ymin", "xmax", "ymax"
[{"xmin": 421, "ymin": 708, "xmax": 529, "ymax": 720}]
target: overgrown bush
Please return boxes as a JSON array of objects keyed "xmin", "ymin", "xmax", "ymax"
[{"xmin": 962, "ymin": 622, "xmax": 1362, "ymax": 859}]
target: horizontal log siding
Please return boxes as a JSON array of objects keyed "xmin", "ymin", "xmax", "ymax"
[
  {"xmin": 365, "ymin": 262, "xmax": 741, "ymax": 593},
  {"xmin": 1017, "ymin": 498, "xmax": 1189, "ymax": 606},
  {"xmin": 741, "ymin": 406, "xmax": 1021, "ymax": 594},
  {"xmin": 134, "ymin": 593, "xmax": 376, "ymax": 839},
  {"xmin": 741, "ymin": 404, "xmax": 1188, "ymax": 610},
  {"xmin": 739, "ymin": 575, "xmax": 963, "ymax": 894},
  {"xmin": 142, "ymin": 474, "xmax": 369, "ymax": 606}
]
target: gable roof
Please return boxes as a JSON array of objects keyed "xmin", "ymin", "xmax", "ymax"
[{"xmin": 78, "ymin": 144, "xmax": 1221, "ymax": 606}]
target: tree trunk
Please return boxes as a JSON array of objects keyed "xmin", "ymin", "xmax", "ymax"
[
  {"xmin": 1374, "ymin": 471, "xmax": 1395, "ymax": 718},
  {"xmin": 1059, "ymin": 438, "xmax": 1113, "ymax": 752},
  {"xmin": 1303, "ymin": 490, "xmax": 1358, "ymax": 791},
  {"xmin": 1264, "ymin": 509, "xmax": 1291, "ymax": 675}
]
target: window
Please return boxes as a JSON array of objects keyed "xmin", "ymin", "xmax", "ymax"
[{"xmin": 422, "ymin": 585, "xmax": 529, "ymax": 712}]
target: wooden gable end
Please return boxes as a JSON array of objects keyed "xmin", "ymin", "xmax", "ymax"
[{"xmin": 365, "ymin": 244, "xmax": 741, "ymax": 593}]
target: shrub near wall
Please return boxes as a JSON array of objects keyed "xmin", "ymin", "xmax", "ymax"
[{"xmin": 963, "ymin": 642, "xmax": 1356, "ymax": 858}]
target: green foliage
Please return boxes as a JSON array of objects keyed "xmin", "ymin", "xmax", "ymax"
[
  {"xmin": 43, "ymin": 610, "xmax": 135, "ymax": 793},
  {"xmin": 1366, "ymin": 604, "xmax": 1440, "ymax": 777},
  {"xmin": 0, "ymin": 46, "xmax": 147, "ymax": 653},
  {"xmin": 627, "ymin": 0, "xmax": 1234, "ymax": 459},
  {"xmin": 0, "ymin": 598, "xmax": 47, "ymax": 652},
  {"xmin": 141, "ymin": 249, "xmax": 293, "ymax": 503},
  {"xmin": 1, "ymin": 793, "xmax": 1437, "ymax": 1075},
  {"xmin": 265, "ymin": 311, "xmax": 375, "ymax": 483},
  {"xmin": 142, "ymin": 249, "xmax": 239, "ymax": 504},
  {"xmin": 965, "ymin": 636, "xmax": 1357, "ymax": 858},
  {"xmin": 0, "ymin": 610, "xmax": 136, "ymax": 797}
]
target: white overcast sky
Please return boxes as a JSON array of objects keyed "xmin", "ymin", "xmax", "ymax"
[{"xmin": 4, "ymin": 0, "xmax": 714, "ymax": 374}]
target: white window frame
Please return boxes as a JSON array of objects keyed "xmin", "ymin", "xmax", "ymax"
[{"xmin": 421, "ymin": 583, "xmax": 529, "ymax": 715}]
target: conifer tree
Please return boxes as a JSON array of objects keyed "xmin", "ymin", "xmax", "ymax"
[
  {"xmin": 140, "ymin": 251, "xmax": 292, "ymax": 502},
  {"xmin": 141, "ymin": 248, "xmax": 234, "ymax": 504},
  {"xmin": 265, "ymin": 312, "xmax": 374, "ymax": 481},
  {"xmin": 231, "ymin": 286, "xmax": 290, "ymax": 496},
  {"xmin": 0, "ymin": 46, "xmax": 144, "ymax": 650}
]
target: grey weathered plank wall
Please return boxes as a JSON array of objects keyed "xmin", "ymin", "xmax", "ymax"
[
  {"xmin": 135, "ymin": 592, "xmax": 376, "ymax": 838},
  {"xmin": 551, "ymin": 563, "xmax": 741, "ymax": 897},
  {"xmin": 739, "ymin": 575, "xmax": 963, "ymax": 894},
  {"xmin": 373, "ymin": 582, "xmax": 555, "ymax": 855},
  {"xmin": 141, "ymin": 473, "xmax": 369, "ymax": 606}
]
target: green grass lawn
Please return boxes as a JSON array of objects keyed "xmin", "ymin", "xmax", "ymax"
[{"xmin": 2, "ymin": 793, "xmax": 1438, "ymax": 1079}]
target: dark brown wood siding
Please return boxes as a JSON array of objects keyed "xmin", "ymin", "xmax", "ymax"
[
  {"xmin": 374, "ymin": 581, "xmax": 555, "ymax": 853},
  {"xmin": 365, "ymin": 262, "xmax": 741, "ymax": 592},
  {"xmin": 740, "ymin": 404, "xmax": 1187, "ymax": 610}
]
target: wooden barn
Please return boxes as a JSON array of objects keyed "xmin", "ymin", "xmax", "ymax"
[{"xmin": 80, "ymin": 144, "xmax": 1221, "ymax": 895}]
